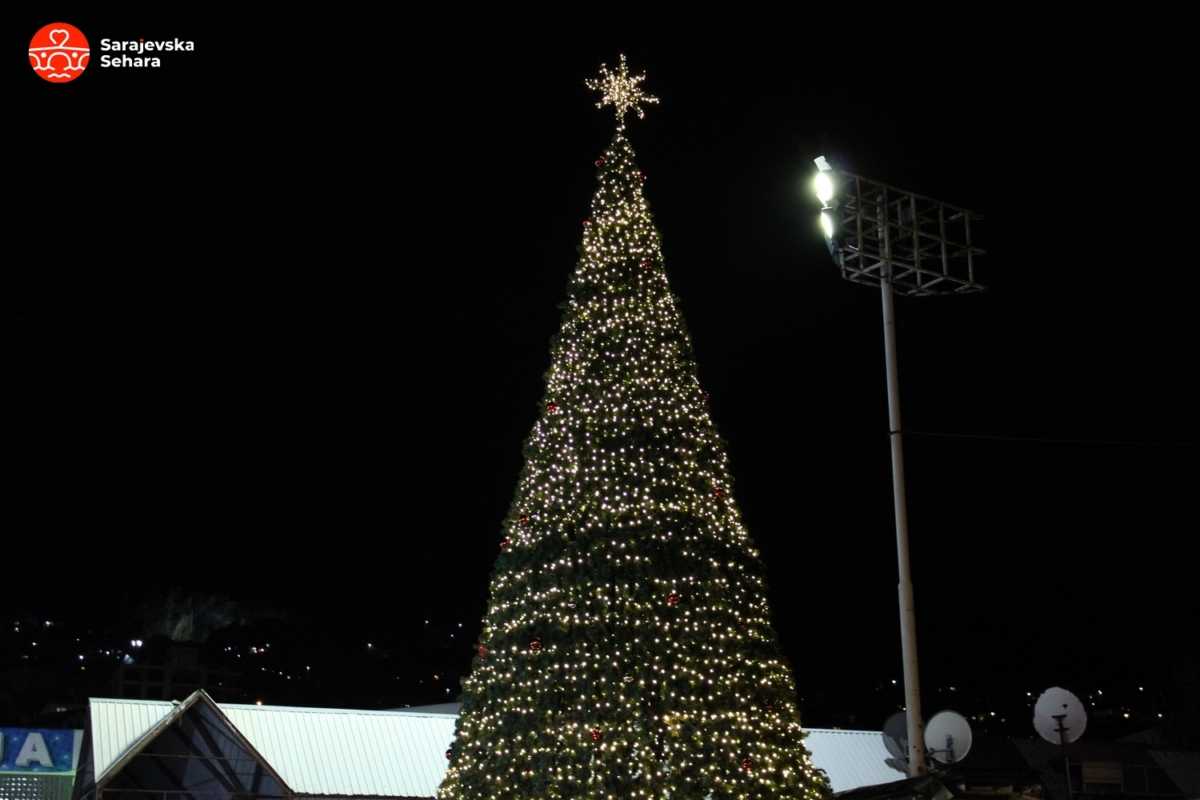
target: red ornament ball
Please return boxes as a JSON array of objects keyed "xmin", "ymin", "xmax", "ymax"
[
  {"xmin": 547, "ymin": 402, "xmax": 558, "ymax": 414},
  {"xmin": 519, "ymin": 514, "xmax": 530, "ymax": 526},
  {"xmin": 640, "ymin": 259, "xmax": 652, "ymax": 270},
  {"xmin": 500, "ymin": 537, "xmax": 511, "ymax": 551},
  {"xmin": 595, "ymin": 158, "xmax": 605, "ymax": 167},
  {"xmin": 477, "ymin": 644, "xmax": 489, "ymax": 659},
  {"xmin": 583, "ymin": 219, "xmax": 591, "ymax": 226},
  {"xmin": 666, "ymin": 592, "xmax": 681, "ymax": 607},
  {"xmin": 529, "ymin": 638, "xmax": 542, "ymax": 652},
  {"xmin": 446, "ymin": 749, "xmax": 453, "ymax": 760},
  {"xmin": 741, "ymin": 757, "xmax": 753, "ymax": 772},
  {"xmin": 714, "ymin": 487, "xmax": 726, "ymax": 498},
  {"xmin": 591, "ymin": 727, "xmax": 603, "ymax": 742}
]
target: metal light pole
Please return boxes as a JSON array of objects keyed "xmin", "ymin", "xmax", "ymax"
[
  {"xmin": 880, "ymin": 259, "xmax": 926, "ymax": 776},
  {"xmin": 812, "ymin": 156, "xmax": 985, "ymax": 777}
]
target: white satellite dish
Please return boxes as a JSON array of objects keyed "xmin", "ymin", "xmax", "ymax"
[
  {"xmin": 880, "ymin": 711, "xmax": 911, "ymax": 773},
  {"xmin": 1033, "ymin": 686, "xmax": 1088, "ymax": 745},
  {"xmin": 882, "ymin": 711, "xmax": 908, "ymax": 761},
  {"xmin": 925, "ymin": 710, "xmax": 973, "ymax": 764}
]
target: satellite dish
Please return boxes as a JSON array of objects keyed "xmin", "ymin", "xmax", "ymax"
[
  {"xmin": 1034, "ymin": 686, "xmax": 1088, "ymax": 745},
  {"xmin": 882, "ymin": 711, "xmax": 909, "ymax": 764},
  {"xmin": 925, "ymin": 710, "xmax": 973, "ymax": 764}
]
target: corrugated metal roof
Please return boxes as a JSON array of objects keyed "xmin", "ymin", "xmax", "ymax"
[
  {"xmin": 219, "ymin": 704, "xmax": 456, "ymax": 798},
  {"xmin": 88, "ymin": 698, "xmax": 177, "ymax": 783},
  {"xmin": 805, "ymin": 728, "xmax": 907, "ymax": 793},
  {"xmin": 88, "ymin": 696, "xmax": 457, "ymax": 798},
  {"xmin": 88, "ymin": 696, "xmax": 897, "ymax": 798}
]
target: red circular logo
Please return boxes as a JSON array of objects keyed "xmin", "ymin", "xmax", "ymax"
[{"xmin": 29, "ymin": 23, "xmax": 90, "ymax": 84}]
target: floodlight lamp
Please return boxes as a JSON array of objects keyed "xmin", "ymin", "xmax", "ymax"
[
  {"xmin": 819, "ymin": 211, "xmax": 835, "ymax": 240},
  {"xmin": 814, "ymin": 171, "xmax": 835, "ymax": 205}
]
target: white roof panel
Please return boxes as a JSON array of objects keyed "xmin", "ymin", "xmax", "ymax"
[
  {"xmin": 219, "ymin": 704, "xmax": 456, "ymax": 798},
  {"xmin": 804, "ymin": 728, "xmax": 907, "ymax": 793},
  {"xmin": 88, "ymin": 698, "xmax": 176, "ymax": 783},
  {"xmin": 88, "ymin": 696, "xmax": 456, "ymax": 798}
]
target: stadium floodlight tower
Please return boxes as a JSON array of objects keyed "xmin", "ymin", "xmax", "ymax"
[{"xmin": 812, "ymin": 155, "xmax": 985, "ymax": 777}]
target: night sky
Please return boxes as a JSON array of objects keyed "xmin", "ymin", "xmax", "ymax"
[{"xmin": 11, "ymin": 11, "xmax": 1197, "ymax": 736}]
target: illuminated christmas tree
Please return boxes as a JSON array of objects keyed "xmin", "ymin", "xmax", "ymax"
[{"xmin": 438, "ymin": 56, "xmax": 829, "ymax": 800}]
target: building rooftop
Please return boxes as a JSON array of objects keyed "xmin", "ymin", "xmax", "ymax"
[{"xmin": 85, "ymin": 692, "xmax": 908, "ymax": 797}]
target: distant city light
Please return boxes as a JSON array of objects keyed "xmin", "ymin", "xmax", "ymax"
[{"xmin": 131, "ymin": 639, "xmax": 143, "ymax": 648}]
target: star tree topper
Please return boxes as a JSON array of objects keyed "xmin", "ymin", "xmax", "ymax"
[{"xmin": 586, "ymin": 54, "xmax": 659, "ymax": 122}]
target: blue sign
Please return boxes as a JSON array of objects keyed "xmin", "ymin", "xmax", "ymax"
[{"xmin": 0, "ymin": 728, "xmax": 80, "ymax": 774}]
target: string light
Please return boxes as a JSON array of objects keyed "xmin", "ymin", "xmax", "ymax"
[
  {"xmin": 437, "ymin": 58, "xmax": 826, "ymax": 800},
  {"xmin": 585, "ymin": 53, "xmax": 660, "ymax": 122}
]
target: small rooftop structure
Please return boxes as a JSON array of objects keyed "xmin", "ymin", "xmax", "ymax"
[{"xmin": 72, "ymin": 691, "xmax": 457, "ymax": 800}]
